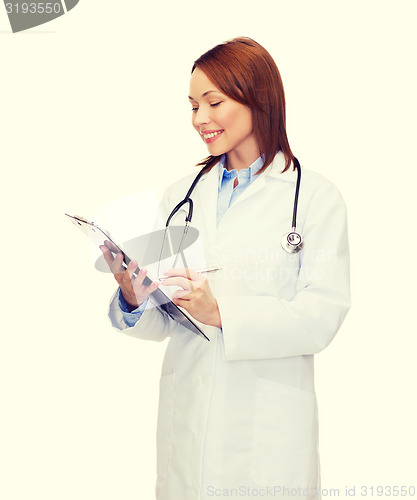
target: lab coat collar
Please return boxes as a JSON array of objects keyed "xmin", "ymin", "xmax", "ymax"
[
  {"xmin": 194, "ymin": 152, "xmax": 298, "ymax": 244},
  {"xmin": 197, "ymin": 151, "xmax": 298, "ymax": 185},
  {"xmin": 194, "ymin": 161, "xmax": 219, "ymax": 246},
  {"xmin": 262, "ymin": 151, "xmax": 299, "ymax": 182},
  {"xmin": 217, "ymin": 154, "xmax": 265, "ymax": 190}
]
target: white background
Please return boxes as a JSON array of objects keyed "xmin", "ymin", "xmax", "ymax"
[{"xmin": 1, "ymin": 1, "xmax": 416, "ymax": 498}]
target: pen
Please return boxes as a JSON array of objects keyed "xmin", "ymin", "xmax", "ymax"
[{"xmin": 157, "ymin": 266, "xmax": 222, "ymax": 281}]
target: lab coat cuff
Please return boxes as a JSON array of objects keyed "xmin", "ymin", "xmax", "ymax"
[{"xmin": 117, "ymin": 289, "xmax": 148, "ymax": 327}]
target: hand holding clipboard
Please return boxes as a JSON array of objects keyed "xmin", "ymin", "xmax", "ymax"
[
  {"xmin": 66, "ymin": 214, "xmax": 210, "ymax": 340},
  {"xmin": 99, "ymin": 239, "xmax": 159, "ymax": 312}
]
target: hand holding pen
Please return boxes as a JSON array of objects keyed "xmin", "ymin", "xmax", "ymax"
[
  {"xmin": 157, "ymin": 266, "xmax": 221, "ymax": 281},
  {"xmin": 159, "ymin": 267, "xmax": 222, "ymax": 328}
]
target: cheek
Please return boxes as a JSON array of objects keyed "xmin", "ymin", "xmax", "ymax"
[
  {"xmin": 216, "ymin": 108, "xmax": 237, "ymax": 131},
  {"xmin": 220, "ymin": 105, "xmax": 251, "ymax": 134},
  {"xmin": 239, "ymin": 108, "xmax": 253, "ymax": 134}
]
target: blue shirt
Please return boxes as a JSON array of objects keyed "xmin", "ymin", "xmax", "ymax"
[{"xmin": 119, "ymin": 154, "xmax": 264, "ymax": 326}]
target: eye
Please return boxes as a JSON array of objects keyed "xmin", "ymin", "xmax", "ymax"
[
  {"xmin": 210, "ymin": 102, "xmax": 222, "ymax": 108},
  {"xmin": 191, "ymin": 106, "xmax": 198, "ymax": 112}
]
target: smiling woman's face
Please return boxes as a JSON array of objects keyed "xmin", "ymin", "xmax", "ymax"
[{"xmin": 188, "ymin": 67, "xmax": 259, "ymax": 166}]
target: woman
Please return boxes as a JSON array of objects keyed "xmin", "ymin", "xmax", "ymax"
[{"xmin": 102, "ymin": 37, "xmax": 350, "ymax": 500}]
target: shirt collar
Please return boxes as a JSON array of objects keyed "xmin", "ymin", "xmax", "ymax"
[{"xmin": 218, "ymin": 154, "xmax": 264, "ymax": 189}]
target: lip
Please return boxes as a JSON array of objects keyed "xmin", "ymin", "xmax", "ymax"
[{"xmin": 200, "ymin": 129, "xmax": 224, "ymax": 143}]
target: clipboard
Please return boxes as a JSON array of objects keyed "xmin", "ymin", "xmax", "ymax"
[{"xmin": 65, "ymin": 214, "xmax": 209, "ymax": 341}]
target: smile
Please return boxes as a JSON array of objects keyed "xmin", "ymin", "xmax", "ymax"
[{"xmin": 201, "ymin": 130, "xmax": 224, "ymax": 143}]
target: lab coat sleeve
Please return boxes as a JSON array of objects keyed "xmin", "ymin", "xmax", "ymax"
[
  {"xmin": 217, "ymin": 182, "xmax": 351, "ymax": 360},
  {"xmin": 108, "ymin": 287, "xmax": 180, "ymax": 342}
]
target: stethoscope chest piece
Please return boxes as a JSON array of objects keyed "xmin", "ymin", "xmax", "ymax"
[{"xmin": 281, "ymin": 230, "xmax": 303, "ymax": 254}]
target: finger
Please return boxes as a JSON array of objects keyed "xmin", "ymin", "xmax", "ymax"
[
  {"xmin": 160, "ymin": 276, "xmax": 194, "ymax": 290},
  {"xmin": 171, "ymin": 289, "xmax": 192, "ymax": 300},
  {"xmin": 122, "ymin": 266, "xmax": 150, "ymax": 291},
  {"xmin": 172, "ymin": 298, "xmax": 191, "ymax": 311},
  {"xmin": 104, "ymin": 239, "xmax": 121, "ymax": 254},
  {"xmin": 100, "ymin": 245, "xmax": 115, "ymax": 267},
  {"xmin": 133, "ymin": 274, "xmax": 160, "ymax": 303},
  {"xmin": 131, "ymin": 267, "xmax": 149, "ymax": 289},
  {"xmin": 138, "ymin": 280, "xmax": 160, "ymax": 297},
  {"xmin": 164, "ymin": 268, "xmax": 201, "ymax": 281},
  {"xmin": 121, "ymin": 267, "xmax": 134, "ymax": 287},
  {"xmin": 112, "ymin": 252, "xmax": 125, "ymax": 275},
  {"xmin": 126, "ymin": 260, "xmax": 139, "ymax": 280}
]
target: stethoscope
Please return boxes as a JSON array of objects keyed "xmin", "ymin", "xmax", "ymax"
[
  {"xmin": 280, "ymin": 157, "xmax": 304, "ymax": 253},
  {"xmin": 161, "ymin": 156, "xmax": 303, "ymax": 263}
]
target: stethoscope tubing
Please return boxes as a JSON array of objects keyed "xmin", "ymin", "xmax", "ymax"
[
  {"xmin": 164, "ymin": 156, "xmax": 303, "ymax": 254},
  {"xmin": 292, "ymin": 157, "xmax": 301, "ymax": 229}
]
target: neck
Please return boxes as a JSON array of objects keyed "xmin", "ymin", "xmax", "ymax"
[{"xmin": 225, "ymin": 143, "xmax": 261, "ymax": 171}]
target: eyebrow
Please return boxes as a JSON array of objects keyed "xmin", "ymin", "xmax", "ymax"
[{"xmin": 188, "ymin": 90, "xmax": 222, "ymax": 101}]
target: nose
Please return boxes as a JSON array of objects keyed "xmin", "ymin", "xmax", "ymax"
[{"xmin": 192, "ymin": 105, "xmax": 211, "ymax": 128}]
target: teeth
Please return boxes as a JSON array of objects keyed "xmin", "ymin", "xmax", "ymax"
[{"xmin": 203, "ymin": 130, "xmax": 222, "ymax": 139}]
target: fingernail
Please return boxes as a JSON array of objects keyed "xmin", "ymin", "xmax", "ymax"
[{"xmin": 139, "ymin": 268, "xmax": 146, "ymax": 276}]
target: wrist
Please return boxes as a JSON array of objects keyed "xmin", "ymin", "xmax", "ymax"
[
  {"xmin": 125, "ymin": 300, "xmax": 140, "ymax": 313},
  {"xmin": 210, "ymin": 302, "xmax": 222, "ymax": 328},
  {"xmin": 119, "ymin": 288, "xmax": 139, "ymax": 313}
]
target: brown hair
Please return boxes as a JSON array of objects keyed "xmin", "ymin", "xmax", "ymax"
[{"xmin": 192, "ymin": 37, "xmax": 295, "ymax": 174}]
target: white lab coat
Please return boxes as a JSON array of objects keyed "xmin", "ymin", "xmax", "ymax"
[{"xmin": 108, "ymin": 152, "xmax": 351, "ymax": 500}]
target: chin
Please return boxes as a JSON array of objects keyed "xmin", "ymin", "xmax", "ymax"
[{"xmin": 206, "ymin": 144, "xmax": 226, "ymax": 157}]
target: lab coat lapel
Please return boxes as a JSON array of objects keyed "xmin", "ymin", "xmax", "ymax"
[
  {"xmin": 195, "ymin": 163, "xmax": 219, "ymax": 247},
  {"xmin": 194, "ymin": 153, "xmax": 297, "ymax": 239},
  {"xmin": 226, "ymin": 173, "xmax": 267, "ymax": 210}
]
